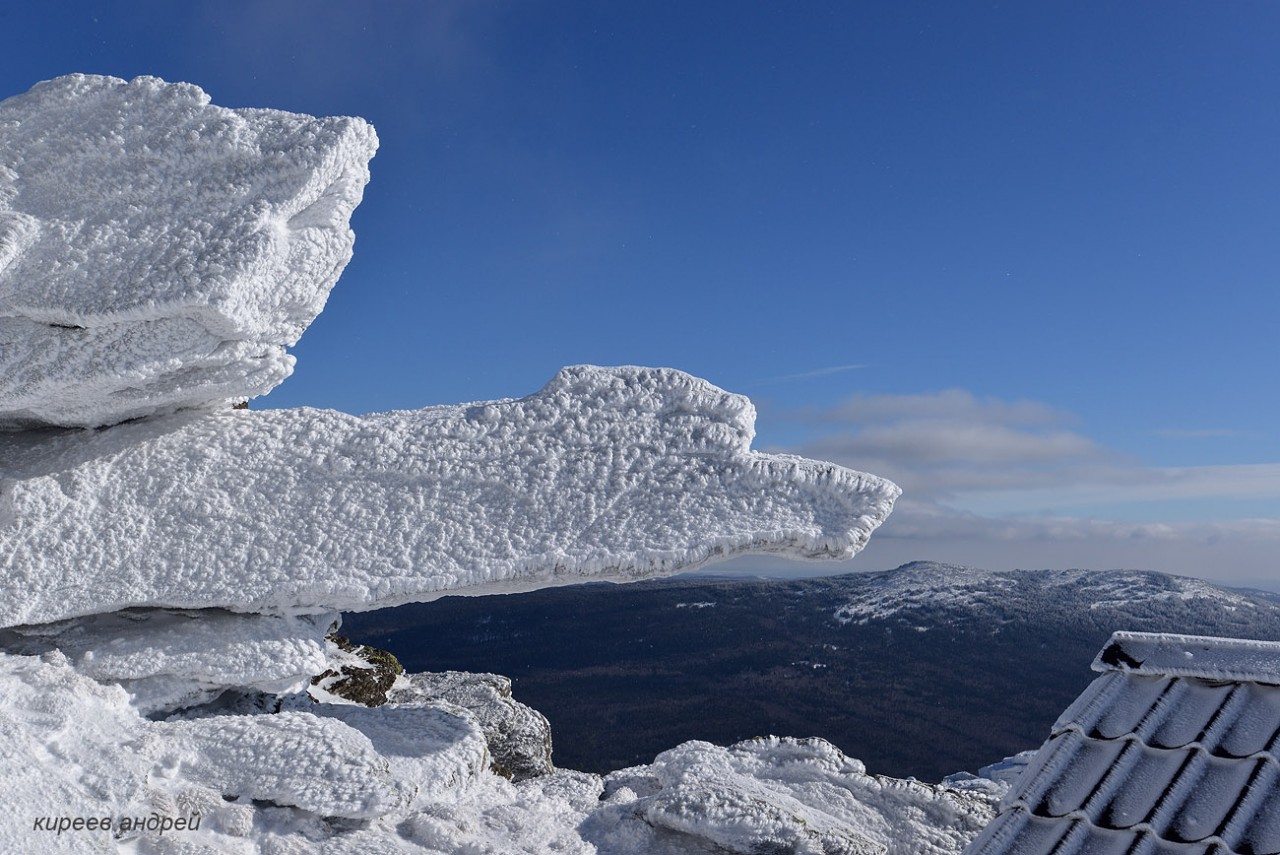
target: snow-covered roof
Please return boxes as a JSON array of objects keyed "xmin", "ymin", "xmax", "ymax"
[{"xmin": 965, "ymin": 630, "xmax": 1280, "ymax": 855}]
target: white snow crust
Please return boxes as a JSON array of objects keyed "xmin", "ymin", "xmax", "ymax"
[
  {"xmin": 1093, "ymin": 630, "xmax": 1280, "ymax": 683},
  {"xmin": 0, "ymin": 364, "xmax": 899, "ymax": 628},
  {"xmin": 0, "ymin": 647, "xmax": 997, "ymax": 854},
  {"xmin": 0, "ymin": 74, "xmax": 377, "ymax": 429},
  {"xmin": 0, "ymin": 610, "xmax": 336, "ymax": 714},
  {"xmin": 390, "ymin": 671, "xmax": 555, "ymax": 781},
  {"xmin": 0, "ymin": 72, "xmax": 948, "ymax": 854}
]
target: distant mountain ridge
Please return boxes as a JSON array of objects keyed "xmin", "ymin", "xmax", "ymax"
[
  {"xmin": 342, "ymin": 562, "xmax": 1280, "ymax": 782},
  {"xmin": 832, "ymin": 561, "xmax": 1264, "ymax": 625}
]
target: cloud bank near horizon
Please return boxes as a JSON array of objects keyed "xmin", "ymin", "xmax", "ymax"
[{"xmin": 751, "ymin": 389, "xmax": 1280, "ymax": 588}]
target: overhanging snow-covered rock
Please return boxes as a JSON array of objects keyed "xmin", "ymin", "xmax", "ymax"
[
  {"xmin": 0, "ymin": 609, "xmax": 337, "ymax": 714},
  {"xmin": 0, "ymin": 365, "xmax": 899, "ymax": 627},
  {"xmin": 0, "ymin": 74, "xmax": 377, "ymax": 429}
]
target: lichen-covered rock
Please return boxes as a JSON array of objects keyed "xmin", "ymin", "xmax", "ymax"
[
  {"xmin": 0, "ymin": 74, "xmax": 378, "ymax": 429},
  {"xmin": 310, "ymin": 634, "xmax": 404, "ymax": 707},
  {"xmin": 392, "ymin": 671, "xmax": 555, "ymax": 781}
]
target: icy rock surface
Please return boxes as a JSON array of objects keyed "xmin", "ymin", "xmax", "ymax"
[
  {"xmin": 0, "ymin": 72, "xmax": 930, "ymax": 854},
  {"xmin": 391, "ymin": 671, "xmax": 555, "ymax": 781},
  {"xmin": 149, "ymin": 711, "xmax": 413, "ymax": 819},
  {"xmin": 611, "ymin": 738, "xmax": 999, "ymax": 855},
  {"xmin": 0, "ymin": 73, "xmax": 377, "ymax": 429},
  {"xmin": 0, "ymin": 648, "xmax": 996, "ymax": 854},
  {"xmin": 0, "ymin": 609, "xmax": 335, "ymax": 714},
  {"xmin": 0, "ymin": 365, "xmax": 899, "ymax": 627}
]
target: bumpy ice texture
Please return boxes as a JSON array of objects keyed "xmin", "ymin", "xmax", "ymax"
[
  {"xmin": 0, "ymin": 647, "xmax": 997, "ymax": 854},
  {"xmin": 0, "ymin": 72, "xmax": 934, "ymax": 854},
  {"xmin": 0, "ymin": 610, "xmax": 336, "ymax": 714},
  {"xmin": 0, "ymin": 365, "xmax": 900, "ymax": 628},
  {"xmin": 392, "ymin": 671, "xmax": 556, "ymax": 781},
  {"xmin": 0, "ymin": 74, "xmax": 378, "ymax": 429}
]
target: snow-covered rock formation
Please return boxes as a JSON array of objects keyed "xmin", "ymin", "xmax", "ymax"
[
  {"xmin": 4, "ymin": 645, "xmax": 1000, "ymax": 854},
  {"xmin": 391, "ymin": 671, "xmax": 556, "ymax": 781},
  {"xmin": 0, "ymin": 74, "xmax": 1002, "ymax": 855},
  {"xmin": 0, "ymin": 73, "xmax": 378, "ymax": 429},
  {"xmin": 0, "ymin": 364, "xmax": 898, "ymax": 628}
]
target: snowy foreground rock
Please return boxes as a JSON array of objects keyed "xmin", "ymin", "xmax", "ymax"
[
  {"xmin": 0, "ymin": 74, "xmax": 377, "ymax": 429},
  {"xmin": 0, "ymin": 74, "xmax": 1008, "ymax": 854},
  {"xmin": 2, "ymin": 642, "xmax": 1000, "ymax": 854}
]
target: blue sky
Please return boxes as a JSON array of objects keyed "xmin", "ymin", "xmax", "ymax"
[{"xmin": 5, "ymin": 2, "xmax": 1279, "ymax": 585}]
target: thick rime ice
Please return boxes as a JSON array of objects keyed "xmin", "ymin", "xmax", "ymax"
[
  {"xmin": 0, "ymin": 73, "xmax": 935, "ymax": 853},
  {"xmin": 0, "ymin": 365, "xmax": 899, "ymax": 627},
  {"xmin": 624, "ymin": 738, "xmax": 998, "ymax": 855},
  {"xmin": 391, "ymin": 671, "xmax": 555, "ymax": 781},
  {"xmin": 0, "ymin": 649, "xmax": 997, "ymax": 854},
  {"xmin": 0, "ymin": 74, "xmax": 377, "ymax": 429},
  {"xmin": 0, "ymin": 610, "xmax": 336, "ymax": 714},
  {"xmin": 149, "ymin": 712, "xmax": 413, "ymax": 819}
]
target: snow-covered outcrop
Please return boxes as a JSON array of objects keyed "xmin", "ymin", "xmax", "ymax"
[
  {"xmin": 0, "ymin": 364, "xmax": 898, "ymax": 628},
  {"xmin": 0, "ymin": 74, "xmax": 377, "ymax": 429},
  {"xmin": 0, "ymin": 648, "xmax": 998, "ymax": 854},
  {"xmin": 392, "ymin": 671, "xmax": 555, "ymax": 781},
  {"xmin": 0, "ymin": 609, "xmax": 336, "ymax": 714},
  {"xmin": 0, "ymin": 73, "xmax": 942, "ymax": 853},
  {"xmin": 597, "ymin": 738, "xmax": 998, "ymax": 855}
]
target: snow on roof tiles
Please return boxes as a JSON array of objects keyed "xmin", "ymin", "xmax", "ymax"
[
  {"xmin": 1095, "ymin": 631, "xmax": 1280, "ymax": 685},
  {"xmin": 965, "ymin": 631, "xmax": 1280, "ymax": 855}
]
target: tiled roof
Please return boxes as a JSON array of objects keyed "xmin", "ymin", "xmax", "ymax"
[{"xmin": 964, "ymin": 631, "xmax": 1280, "ymax": 855}]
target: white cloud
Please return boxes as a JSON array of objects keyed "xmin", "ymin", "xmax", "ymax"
[
  {"xmin": 799, "ymin": 388, "xmax": 1068, "ymax": 427},
  {"xmin": 953, "ymin": 463, "xmax": 1280, "ymax": 517},
  {"xmin": 796, "ymin": 419, "xmax": 1122, "ymax": 502},
  {"xmin": 806, "ymin": 421, "xmax": 1104, "ymax": 465},
  {"xmin": 767, "ymin": 389, "xmax": 1280, "ymax": 587}
]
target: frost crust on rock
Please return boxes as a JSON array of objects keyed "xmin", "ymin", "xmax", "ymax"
[
  {"xmin": 392, "ymin": 671, "xmax": 555, "ymax": 781},
  {"xmin": 0, "ymin": 365, "xmax": 900, "ymax": 628},
  {"xmin": 0, "ymin": 73, "xmax": 378, "ymax": 429},
  {"xmin": 0, "ymin": 610, "xmax": 336, "ymax": 714},
  {"xmin": 0, "ymin": 648, "xmax": 996, "ymax": 854},
  {"xmin": 0, "ymin": 71, "xmax": 930, "ymax": 855}
]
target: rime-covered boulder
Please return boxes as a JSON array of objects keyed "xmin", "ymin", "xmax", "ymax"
[
  {"xmin": 0, "ymin": 72, "xmax": 933, "ymax": 855},
  {"xmin": 0, "ymin": 74, "xmax": 377, "ymax": 429},
  {"xmin": 0, "ymin": 365, "xmax": 900, "ymax": 628},
  {"xmin": 393, "ymin": 671, "xmax": 556, "ymax": 781}
]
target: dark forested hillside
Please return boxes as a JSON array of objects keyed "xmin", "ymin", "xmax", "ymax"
[{"xmin": 340, "ymin": 563, "xmax": 1280, "ymax": 781}]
